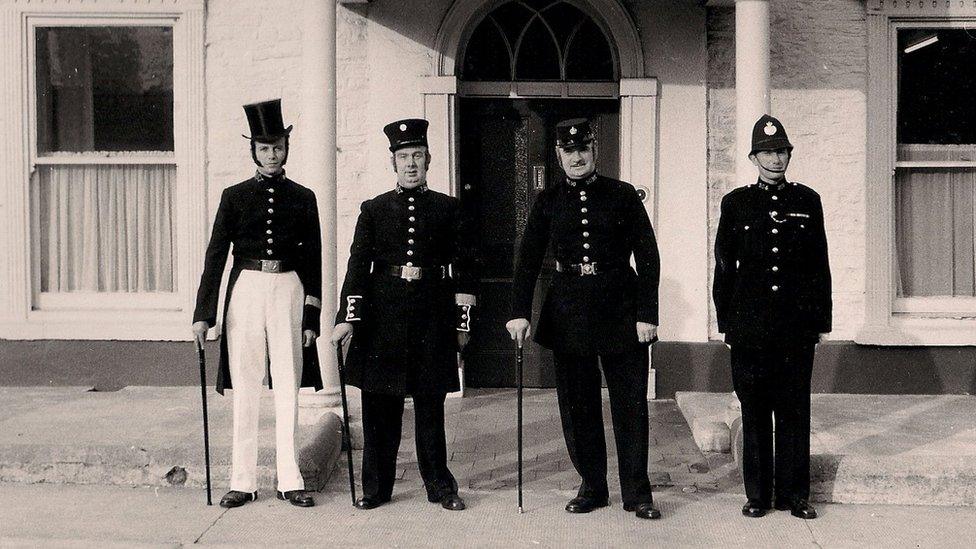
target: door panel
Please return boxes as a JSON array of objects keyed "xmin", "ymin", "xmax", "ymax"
[{"xmin": 460, "ymin": 98, "xmax": 620, "ymax": 387}]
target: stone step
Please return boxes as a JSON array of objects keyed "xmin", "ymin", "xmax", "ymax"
[
  {"xmin": 675, "ymin": 391, "xmax": 976, "ymax": 506},
  {"xmin": 0, "ymin": 387, "xmax": 343, "ymax": 491}
]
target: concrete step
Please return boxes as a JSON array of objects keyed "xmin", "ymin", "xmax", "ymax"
[
  {"xmin": 675, "ymin": 391, "xmax": 976, "ymax": 506},
  {"xmin": 0, "ymin": 387, "xmax": 342, "ymax": 491}
]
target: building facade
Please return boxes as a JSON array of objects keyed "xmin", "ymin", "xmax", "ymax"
[{"xmin": 0, "ymin": 0, "xmax": 974, "ymax": 396}]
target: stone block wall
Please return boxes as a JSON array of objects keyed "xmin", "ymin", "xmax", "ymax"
[{"xmin": 706, "ymin": 1, "xmax": 868, "ymax": 341}]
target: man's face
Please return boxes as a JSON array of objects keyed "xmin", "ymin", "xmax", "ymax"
[
  {"xmin": 254, "ymin": 136, "xmax": 287, "ymax": 175},
  {"xmin": 556, "ymin": 141, "xmax": 597, "ymax": 180},
  {"xmin": 749, "ymin": 148, "xmax": 791, "ymax": 181},
  {"xmin": 392, "ymin": 146, "xmax": 430, "ymax": 188}
]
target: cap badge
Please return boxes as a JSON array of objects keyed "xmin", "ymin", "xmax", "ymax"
[
  {"xmin": 569, "ymin": 126, "xmax": 578, "ymax": 135},
  {"xmin": 764, "ymin": 122, "xmax": 777, "ymax": 136},
  {"xmin": 399, "ymin": 123, "xmax": 407, "ymax": 131}
]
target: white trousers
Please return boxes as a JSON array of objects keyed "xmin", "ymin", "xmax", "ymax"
[{"xmin": 226, "ymin": 269, "xmax": 305, "ymax": 493}]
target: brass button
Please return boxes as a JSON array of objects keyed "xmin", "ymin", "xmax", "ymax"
[
  {"xmin": 772, "ymin": 285, "xmax": 779, "ymax": 291},
  {"xmin": 408, "ymin": 205, "xmax": 415, "ymax": 211},
  {"xmin": 406, "ymin": 262, "xmax": 413, "ymax": 267},
  {"xmin": 583, "ymin": 256, "xmax": 590, "ymax": 262},
  {"xmin": 409, "ymin": 216, "xmax": 416, "ymax": 222},
  {"xmin": 407, "ymin": 250, "xmax": 414, "ymax": 256},
  {"xmin": 772, "ymin": 228, "xmax": 779, "ymax": 234},
  {"xmin": 408, "ymin": 228, "xmax": 416, "ymax": 233},
  {"xmin": 581, "ymin": 219, "xmax": 589, "ymax": 225},
  {"xmin": 266, "ymin": 249, "xmax": 273, "ymax": 255},
  {"xmin": 583, "ymin": 243, "xmax": 590, "ymax": 249},
  {"xmin": 267, "ymin": 238, "xmax": 273, "ymax": 244},
  {"xmin": 408, "ymin": 239, "xmax": 415, "ymax": 245},
  {"xmin": 268, "ymin": 198, "xmax": 274, "ymax": 203},
  {"xmin": 772, "ymin": 247, "xmax": 779, "ymax": 253},
  {"xmin": 583, "ymin": 231, "xmax": 590, "ymax": 237},
  {"xmin": 267, "ymin": 208, "xmax": 274, "ymax": 214},
  {"xmin": 772, "ymin": 266, "xmax": 779, "ymax": 272}
]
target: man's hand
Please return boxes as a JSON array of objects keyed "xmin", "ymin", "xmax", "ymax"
[
  {"xmin": 458, "ymin": 331, "xmax": 471, "ymax": 350},
  {"xmin": 303, "ymin": 329, "xmax": 317, "ymax": 348},
  {"xmin": 636, "ymin": 322, "xmax": 658, "ymax": 344},
  {"xmin": 191, "ymin": 321, "xmax": 209, "ymax": 349},
  {"xmin": 505, "ymin": 318, "xmax": 531, "ymax": 347},
  {"xmin": 331, "ymin": 322, "xmax": 354, "ymax": 347}
]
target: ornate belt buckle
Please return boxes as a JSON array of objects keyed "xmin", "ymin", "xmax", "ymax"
[
  {"xmin": 580, "ymin": 262, "xmax": 596, "ymax": 275},
  {"xmin": 400, "ymin": 265, "xmax": 422, "ymax": 281},
  {"xmin": 260, "ymin": 259, "xmax": 281, "ymax": 273}
]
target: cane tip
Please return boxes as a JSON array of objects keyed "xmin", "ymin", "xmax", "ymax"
[{"xmin": 518, "ymin": 506, "xmax": 523, "ymax": 514}]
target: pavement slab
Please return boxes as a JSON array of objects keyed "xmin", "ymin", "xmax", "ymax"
[{"xmin": 3, "ymin": 483, "xmax": 976, "ymax": 548}]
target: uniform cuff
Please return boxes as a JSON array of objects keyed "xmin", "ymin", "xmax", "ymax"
[
  {"xmin": 456, "ymin": 303, "xmax": 473, "ymax": 332},
  {"xmin": 305, "ymin": 295, "xmax": 322, "ymax": 309},
  {"xmin": 455, "ymin": 293, "xmax": 477, "ymax": 307},
  {"xmin": 344, "ymin": 295, "xmax": 362, "ymax": 322}
]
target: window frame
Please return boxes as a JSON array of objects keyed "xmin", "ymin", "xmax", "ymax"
[
  {"xmin": 0, "ymin": 1, "xmax": 206, "ymax": 341},
  {"xmin": 861, "ymin": 1, "xmax": 976, "ymax": 345}
]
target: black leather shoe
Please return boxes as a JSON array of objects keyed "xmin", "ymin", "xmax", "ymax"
[
  {"xmin": 624, "ymin": 502, "xmax": 662, "ymax": 520},
  {"xmin": 565, "ymin": 496, "xmax": 610, "ymax": 513},
  {"xmin": 219, "ymin": 490, "xmax": 257, "ymax": 508},
  {"xmin": 439, "ymin": 494, "xmax": 466, "ymax": 511},
  {"xmin": 354, "ymin": 496, "xmax": 390, "ymax": 510},
  {"xmin": 775, "ymin": 499, "xmax": 817, "ymax": 519},
  {"xmin": 741, "ymin": 500, "xmax": 769, "ymax": 518},
  {"xmin": 276, "ymin": 490, "xmax": 315, "ymax": 507}
]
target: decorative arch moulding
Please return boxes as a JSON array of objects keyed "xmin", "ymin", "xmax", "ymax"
[
  {"xmin": 868, "ymin": 0, "xmax": 976, "ymax": 15},
  {"xmin": 435, "ymin": 0, "xmax": 645, "ymax": 79}
]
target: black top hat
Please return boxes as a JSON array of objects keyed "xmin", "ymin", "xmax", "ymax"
[
  {"xmin": 555, "ymin": 118, "xmax": 595, "ymax": 149},
  {"xmin": 242, "ymin": 99, "xmax": 293, "ymax": 141},
  {"xmin": 750, "ymin": 114, "xmax": 793, "ymax": 155},
  {"xmin": 383, "ymin": 119, "xmax": 429, "ymax": 152}
]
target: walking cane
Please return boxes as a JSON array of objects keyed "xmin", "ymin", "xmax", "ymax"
[
  {"xmin": 336, "ymin": 343, "xmax": 357, "ymax": 505},
  {"xmin": 196, "ymin": 342, "xmax": 213, "ymax": 506},
  {"xmin": 516, "ymin": 341, "xmax": 524, "ymax": 514}
]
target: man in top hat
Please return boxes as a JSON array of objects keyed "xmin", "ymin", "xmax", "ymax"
[
  {"xmin": 331, "ymin": 118, "xmax": 478, "ymax": 511},
  {"xmin": 713, "ymin": 114, "xmax": 832, "ymax": 520},
  {"xmin": 192, "ymin": 99, "xmax": 322, "ymax": 509},
  {"xmin": 506, "ymin": 118, "xmax": 662, "ymax": 520}
]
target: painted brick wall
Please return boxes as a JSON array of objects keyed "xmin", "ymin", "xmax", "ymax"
[
  {"xmin": 204, "ymin": 0, "xmax": 305, "ymax": 218},
  {"xmin": 706, "ymin": 1, "xmax": 868, "ymax": 341}
]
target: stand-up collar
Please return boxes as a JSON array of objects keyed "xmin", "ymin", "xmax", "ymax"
[
  {"xmin": 755, "ymin": 177, "xmax": 787, "ymax": 191},
  {"xmin": 566, "ymin": 173, "xmax": 598, "ymax": 188},
  {"xmin": 255, "ymin": 169, "xmax": 286, "ymax": 183},
  {"xmin": 396, "ymin": 182, "xmax": 429, "ymax": 194}
]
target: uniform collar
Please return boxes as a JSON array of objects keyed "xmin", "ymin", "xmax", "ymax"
[
  {"xmin": 566, "ymin": 172, "xmax": 598, "ymax": 188},
  {"xmin": 755, "ymin": 177, "xmax": 787, "ymax": 192},
  {"xmin": 396, "ymin": 182, "xmax": 428, "ymax": 194},
  {"xmin": 255, "ymin": 169, "xmax": 286, "ymax": 183}
]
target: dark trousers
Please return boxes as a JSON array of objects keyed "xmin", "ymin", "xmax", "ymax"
[
  {"xmin": 730, "ymin": 344, "xmax": 815, "ymax": 506},
  {"xmin": 360, "ymin": 390, "xmax": 458, "ymax": 502},
  {"xmin": 552, "ymin": 348, "xmax": 653, "ymax": 507}
]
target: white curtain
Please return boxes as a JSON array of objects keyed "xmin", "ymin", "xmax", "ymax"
[
  {"xmin": 31, "ymin": 164, "xmax": 176, "ymax": 292},
  {"xmin": 895, "ymin": 168, "xmax": 976, "ymax": 297}
]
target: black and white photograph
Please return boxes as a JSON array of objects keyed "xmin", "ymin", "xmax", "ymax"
[{"xmin": 1, "ymin": 0, "xmax": 975, "ymax": 547}]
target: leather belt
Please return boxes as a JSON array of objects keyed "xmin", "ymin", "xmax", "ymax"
[
  {"xmin": 555, "ymin": 261, "xmax": 628, "ymax": 276},
  {"xmin": 236, "ymin": 258, "xmax": 295, "ymax": 273},
  {"xmin": 377, "ymin": 263, "xmax": 448, "ymax": 282}
]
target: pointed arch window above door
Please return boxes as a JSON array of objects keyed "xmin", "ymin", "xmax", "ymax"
[{"xmin": 461, "ymin": 0, "xmax": 616, "ymax": 82}]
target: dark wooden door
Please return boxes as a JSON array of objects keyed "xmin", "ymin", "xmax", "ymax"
[{"xmin": 459, "ymin": 98, "xmax": 619, "ymax": 387}]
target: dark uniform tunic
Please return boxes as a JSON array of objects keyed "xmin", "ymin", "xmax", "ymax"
[
  {"xmin": 512, "ymin": 173, "xmax": 660, "ymax": 353},
  {"xmin": 193, "ymin": 171, "xmax": 324, "ymax": 395},
  {"xmin": 511, "ymin": 173, "xmax": 660, "ymax": 507},
  {"xmin": 335, "ymin": 183, "xmax": 477, "ymax": 502},
  {"xmin": 713, "ymin": 178, "xmax": 832, "ymax": 506}
]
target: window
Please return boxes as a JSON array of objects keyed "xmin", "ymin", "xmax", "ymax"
[
  {"xmin": 30, "ymin": 24, "xmax": 177, "ymax": 308},
  {"xmin": 462, "ymin": 0, "xmax": 615, "ymax": 82},
  {"xmin": 894, "ymin": 26, "xmax": 976, "ymax": 309}
]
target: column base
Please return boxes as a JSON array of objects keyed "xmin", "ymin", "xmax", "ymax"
[{"xmin": 298, "ymin": 387, "xmax": 342, "ymax": 425}]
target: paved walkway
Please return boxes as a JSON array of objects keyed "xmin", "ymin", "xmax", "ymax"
[
  {"xmin": 355, "ymin": 388, "xmax": 734, "ymax": 495},
  {"xmin": 2, "ymin": 483, "xmax": 975, "ymax": 548}
]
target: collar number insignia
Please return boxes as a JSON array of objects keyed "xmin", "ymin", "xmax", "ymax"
[
  {"xmin": 399, "ymin": 123, "xmax": 407, "ymax": 131},
  {"xmin": 569, "ymin": 126, "xmax": 578, "ymax": 135},
  {"xmin": 764, "ymin": 122, "xmax": 777, "ymax": 136}
]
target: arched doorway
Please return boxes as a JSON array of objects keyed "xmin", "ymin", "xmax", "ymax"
[{"xmin": 456, "ymin": 1, "xmax": 624, "ymax": 388}]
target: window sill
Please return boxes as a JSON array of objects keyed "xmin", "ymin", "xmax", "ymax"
[
  {"xmin": 855, "ymin": 317, "xmax": 976, "ymax": 346},
  {"xmin": 2, "ymin": 310, "xmax": 191, "ymax": 340}
]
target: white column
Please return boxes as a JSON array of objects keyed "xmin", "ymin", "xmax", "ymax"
[
  {"xmin": 734, "ymin": 0, "xmax": 771, "ymax": 186},
  {"xmin": 299, "ymin": 0, "xmax": 341, "ymax": 416}
]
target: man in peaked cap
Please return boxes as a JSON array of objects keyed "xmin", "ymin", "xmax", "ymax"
[
  {"xmin": 713, "ymin": 114, "xmax": 832, "ymax": 520},
  {"xmin": 331, "ymin": 118, "xmax": 479, "ymax": 511},
  {"xmin": 192, "ymin": 99, "xmax": 322, "ymax": 509},
  {"xmin": 506, "ymin": 118, "xmax": 663, "ymax": 520}
]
